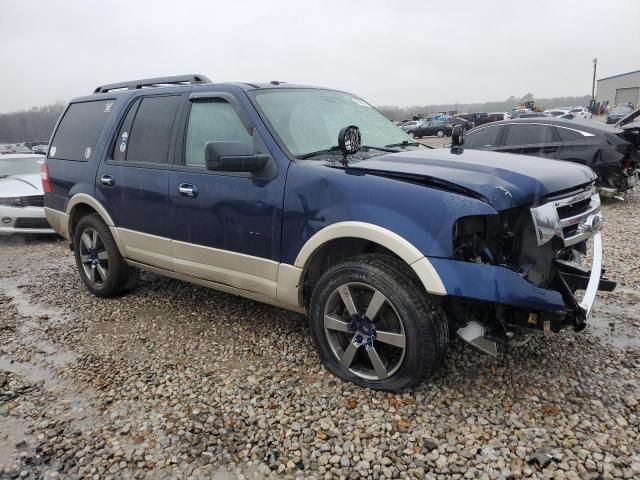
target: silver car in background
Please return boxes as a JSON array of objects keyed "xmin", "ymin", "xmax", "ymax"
[{"xmin": 0, "ymin": 154, "xmax": 55, "ymax": 235}]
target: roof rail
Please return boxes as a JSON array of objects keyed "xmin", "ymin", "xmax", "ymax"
[{"xmin": 93, "ymin": 74, "xmax": 212, "ymax": 94}]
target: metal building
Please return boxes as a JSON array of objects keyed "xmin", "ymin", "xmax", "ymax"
[{"xmin": 596, "ymin": 69, "xmax": 640, "ymax": 108}]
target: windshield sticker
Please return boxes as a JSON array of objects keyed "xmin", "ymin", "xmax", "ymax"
[
  {"xmin": 351, "ymin": 98, "xmax": 370, "ymax": 107},
  {"xmin": 104, "ymin": 101, "xmax": 114, "ymax": 113},
  {"xmin": 84, "ymin": 147, "xmax": 92, "ymax": 159},
  {"xmin": 49, "ymin": 146, "xmax": 57, "ymax": 157}
]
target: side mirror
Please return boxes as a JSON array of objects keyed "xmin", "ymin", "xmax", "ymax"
[
  {"xmin": 450, "ymin": 125, "xmax": 465, "ymax": 155},
  {"xmin": 205, "ymin": 142, "xmax": 268, "ymax": 173},
  {"xmin": 451, "ymin": 125, "xmax": 465, "ymax": 146}
]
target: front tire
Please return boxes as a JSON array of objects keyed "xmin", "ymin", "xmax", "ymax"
[
  {"xmin": 73, "ymin": 214, "xmax": 137, "ymax": 297},
  {"xmin": 309, "ymin": 254, "xmax": 448, "ymax": 391}
]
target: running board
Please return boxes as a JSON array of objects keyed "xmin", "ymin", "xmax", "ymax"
[{"xmin": 457, "ymin": 321, "xmax": 498, "ymax": 357}]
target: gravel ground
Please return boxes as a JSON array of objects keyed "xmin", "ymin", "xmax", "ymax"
[{"xmin": 0, "ymin": 192, "xmax": 639, "ymax": 479}]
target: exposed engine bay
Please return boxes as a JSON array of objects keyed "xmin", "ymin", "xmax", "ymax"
[{"xmin": 446, "ymin": 183, "xmax": 616, "ymax": 354}]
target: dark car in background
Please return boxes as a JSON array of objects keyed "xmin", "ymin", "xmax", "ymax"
[
  {"xmin": 411, "ymin": 120, "xmax": 453, "ymax": 138},
  {"xmin": 464, "ymin": 118, "xmax": 640, "ymax": 197},
  {"xmin": 607, "ymin": 106, "xmax": 633, "ymax": 124},
  {"xmin": 458, "ymin": 112, "xmax": 492, "ymax": 126},
  {"xmin": 449, "ymin": 117, "xmax": 475, "ymax": 130},
  {"xmin": 516, "ymin": 111, "xmax": 553, "ymax": 119}
]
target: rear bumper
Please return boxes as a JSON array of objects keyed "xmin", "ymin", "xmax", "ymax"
[{"xmin": 598, "ymin": 170, "xmax": 638, "ymax": 197}]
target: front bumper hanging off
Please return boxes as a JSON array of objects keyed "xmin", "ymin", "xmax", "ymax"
[{"xmin": 554, "ymin": 232, "xmax": 615, "ymax": 330}]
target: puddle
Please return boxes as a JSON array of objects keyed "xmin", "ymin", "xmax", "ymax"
[
  {"xmin": 0, "ymin": 280, "xmax": 98, "ymax": 463},
  {"xmin": 587, "ymin": 287, "xmax": 640, "ymax": 350}
]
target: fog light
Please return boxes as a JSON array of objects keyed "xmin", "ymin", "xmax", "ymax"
[{"xmin": 2, "ymin": 217, "xmax": 11, "ymax": 224}]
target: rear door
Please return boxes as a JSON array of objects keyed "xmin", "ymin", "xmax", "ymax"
[
  {"xmin": 497, "ymin": 123, "xmax": 561, "ymax": 159},
  {"xmin": 554, "ymin": 125, "xmax": 595, "ymax": 161},
  {"xmin": 96, "ymin": 93, "xmax": 184, "ymax": 269}
]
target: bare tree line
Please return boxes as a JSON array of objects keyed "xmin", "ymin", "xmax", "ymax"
[
  {"xmin": 0, "ymin": 102, "xmax": 66, "ymax": 143},
  {"xmin": 377, "ymin": 94, "xmax": 592, "ymax": 120},
  {"xmin": 0, "ymin": 94, "xmax": 592, "ymax": 143}
]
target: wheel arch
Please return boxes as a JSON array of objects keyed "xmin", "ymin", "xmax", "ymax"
[
  {"xmin": 66, "ymin": 194, "xmax": 126, "ymax": 255},
  {"xmin": 293, "ymin": 222, "xmax": 446, "ymax": 308}
]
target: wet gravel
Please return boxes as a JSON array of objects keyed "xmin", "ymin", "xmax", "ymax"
[{"xmin": 0, "ymin": 193, "xmax": 639, "ymax": 479}]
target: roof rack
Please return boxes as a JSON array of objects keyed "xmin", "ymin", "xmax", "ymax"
[{"xmin": 93, "ymin": 74, "xmax": 212, "ymax": 94}]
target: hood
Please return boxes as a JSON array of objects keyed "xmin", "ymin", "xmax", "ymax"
[
  {"xmin": 0, "ymin": 174, "xmax": 44, "ymax": 197},
  {"xmin": 333, "ymin": 149, "xmax": 596, "ymax": 210}
]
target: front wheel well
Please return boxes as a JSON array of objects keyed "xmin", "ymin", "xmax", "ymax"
[{"xmin": 301, "ymin": 237, "xmax": 409, "ymax": 309}]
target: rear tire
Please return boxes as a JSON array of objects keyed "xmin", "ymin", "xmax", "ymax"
[
  {"xmin": 436, "ymin": 130, "xmax": 445, "ymax": 138},
  {"xmin": 309, "ymin": 254, "xmax": 448, "ymax": 391},
  {"xmin": 73, "ymin": 214, "xmax": 136, "ymax": 297}
]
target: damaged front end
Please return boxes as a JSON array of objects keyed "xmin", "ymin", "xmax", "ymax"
[
  {"xmin": 438, "ymin": 184, "xmax": 615, "ymax": 355},
  {"xmin": 599, "ymin": 111, "xmax": 640, "ymax": 199}
]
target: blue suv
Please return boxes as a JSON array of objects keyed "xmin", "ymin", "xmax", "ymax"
[{"xmin": 43, "ymin": 74, "xmax": 613, "ymax": 390}]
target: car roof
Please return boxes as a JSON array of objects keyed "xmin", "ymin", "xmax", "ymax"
[
  {"xmin": 71, "ymin": 81, "xmax": 345, "ymax": 104},
  {"xmin": 474, "ymin": 117, "xmax": 616, "ymax": 133}
]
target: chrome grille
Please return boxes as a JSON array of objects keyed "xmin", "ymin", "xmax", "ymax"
[{"xmin": 530, "ymin": 187, "xmax": 602, "ymax": 247}]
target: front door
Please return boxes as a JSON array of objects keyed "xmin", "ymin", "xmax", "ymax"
[
  {"xmin": 96, "ymin": 93, "xmax": 184, "ymax": 269},
  {"xmin": 168, "ymin": 92, "xmax": 286, "ymax": 297}
]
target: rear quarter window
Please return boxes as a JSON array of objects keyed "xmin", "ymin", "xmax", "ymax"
[
  {"xmin": 555, "ymin": 127, "xmax": 584, "ymax": 142},
  {"xmin": 49, "ymin": 99, "xmax": 116, "ymax": 161}
]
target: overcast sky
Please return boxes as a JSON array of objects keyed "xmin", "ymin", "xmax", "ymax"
[{"xmin": 1, "ymin": 0, "xmax": 639, "ymax": 113}]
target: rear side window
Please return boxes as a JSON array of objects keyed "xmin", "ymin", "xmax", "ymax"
[
  {"xmin": 115, "ymin": 95, "xmax": 181, "ymax": 164},
  {"xmin": 504, "ymin": 124, "xmax": 555, "ymax": 146},
  {"xmin": 555, "ymin": 127, "xmax": 584, "ymax": 142},
  {"xmin": 49, "ymin": 99, "xmax": 116, "ymax": 161},
  {"xmin": 464, "ymin": 125, "xmax": 502, "ymax": 149}
]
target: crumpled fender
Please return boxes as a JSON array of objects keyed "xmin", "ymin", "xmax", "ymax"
[{"xmin": 428, "ymin": 257, "xmax": 565, "ymax": 312}]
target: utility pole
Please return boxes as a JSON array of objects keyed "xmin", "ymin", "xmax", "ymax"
[
  {"xmin": 591, "ymin": 58, "xmax": 598, "ymax": 113},
  {"xmin": 591, "ymin": 58, "xmax": 598, "ymax": 101}
]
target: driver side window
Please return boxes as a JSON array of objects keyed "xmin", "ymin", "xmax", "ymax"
[{"xmin": 185, "ymin": 99, "xmax": 252, "ymax": 167}]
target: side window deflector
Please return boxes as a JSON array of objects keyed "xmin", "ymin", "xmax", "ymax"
[{"xmin": 188, "ymin": 92, "xmax": 253, "ymax": 134}]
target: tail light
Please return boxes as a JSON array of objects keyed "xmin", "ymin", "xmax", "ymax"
[{"xmin": 40, "ymin": 163, "xmax": 52, "ymax": 193}]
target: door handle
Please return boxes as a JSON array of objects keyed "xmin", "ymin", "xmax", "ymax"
[
  {"xmin": 542, "ymin": 146, "xmax": 557, "ymax": 153},
  {"xmin": 100, "ymin": 175, "xmax": 115, "ymax": 186},
  {"xmin": 178, "ymin": 183, "xmax": 198, "ymax": 198}
]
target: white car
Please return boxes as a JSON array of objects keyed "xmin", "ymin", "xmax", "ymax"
[
  {"xmin": 0, "ymin": 154, "xmax": 55, "ymax": 235},
  {"xmin": 400, "ymin": 120, "xmax": 423, "ymax": 133},
  {"xmin": 544, "ymin": 109, "xmax": 571, "ymax": 117},
  {"xmin": 568, "ymin": 106, "xmax": 592, "ymax": 119}
]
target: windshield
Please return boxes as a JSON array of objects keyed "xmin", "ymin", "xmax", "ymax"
[
  {"xmin": 0, "ymin": 156, "xmax": 42, "ymax": 177},
  {"xmin": 253, "ymin": 89, "xmax": 414, "ymax": 157}
]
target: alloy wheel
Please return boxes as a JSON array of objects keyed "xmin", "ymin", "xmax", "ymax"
[
  {"xmin": 78, "ymin": 227, "xmax": 109, "ymax": 285},
  {"xmin": 323, "ymin": 282, "xmax": 406, "ymax": 380}
]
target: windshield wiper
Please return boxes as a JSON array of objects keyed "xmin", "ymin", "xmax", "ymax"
[
  {"xmin": 297, "ymin": 144, "xmax": 399, "ymax": 160},
  {"xmin": 384, "ymin": 140, "xmax": 421, "ymax": 148},
  {"xmin": 297, "ymin": 146, "xmax": 342, "ymax": 160},
  {"xmin": 385, "ymin": 140, "xmax": 434, "ymax": 149}
]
